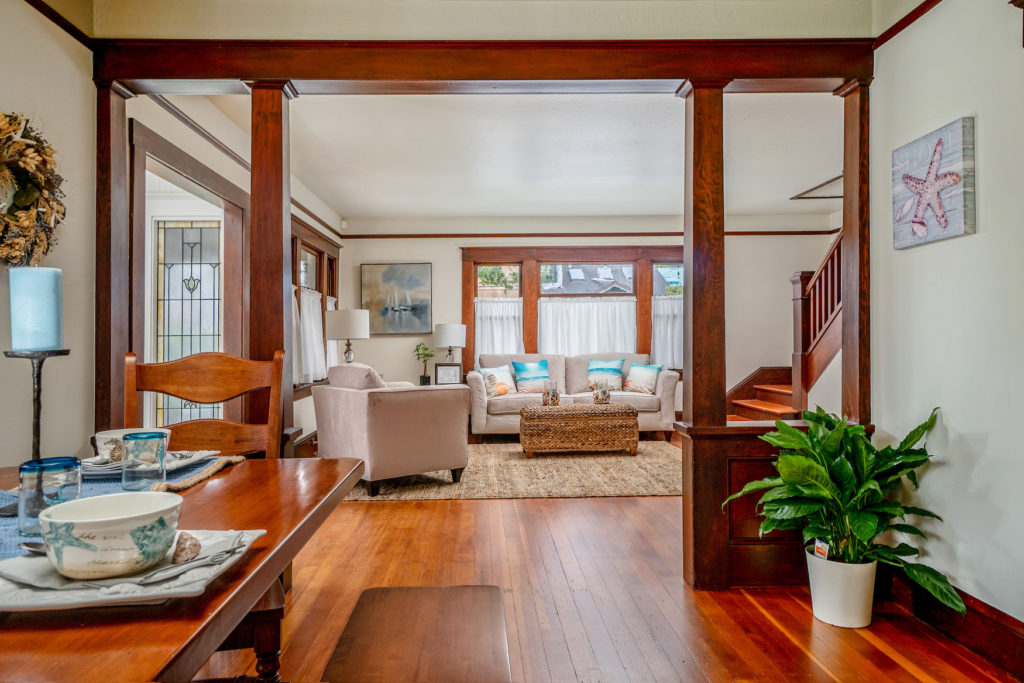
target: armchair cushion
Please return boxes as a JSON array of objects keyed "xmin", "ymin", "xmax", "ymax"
[{"xmin": 328, "ymin": 363, "xmax": 386, "ymax": 390}]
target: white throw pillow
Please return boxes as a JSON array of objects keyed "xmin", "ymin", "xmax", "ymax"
[
  {"xmin": 479, "ymin": 366, "xmax": 517, "ymax": 397},
  {"xmin": 624, "ymin": 363, "xmax": 662, "ymax": 395}
]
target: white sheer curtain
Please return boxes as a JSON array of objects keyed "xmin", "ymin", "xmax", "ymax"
[
  {"xmin": 290, "ymin": 285, "xmax": 303, "ymax": 383},
  {"xmin": 474, "ymin": 297, "xmax": 524, "ymax": 368},
  {"xmin": 325, "ymin": 295, "xmax": 339, "ymax": 368},
  {"xmin": 298, "ymin": 287, "xmax": 327, "ymax": 383},
  {"xmin": 651, "ymin": 295, "xmax": 684, "ymax": 369},
  {"xmin": 538, "ymin": 296, "xmax": 637, "ymax": 356}
]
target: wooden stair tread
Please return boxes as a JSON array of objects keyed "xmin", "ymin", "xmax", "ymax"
[
  {"xmin": 732, "ymin": 399, "xmax": 799, "ymax": 416},
  {"xmin": 753, "ymin": 384, "xmax": 793, "ymax": 396},
  {"xmin": 727, "ymin": 414, "xmax": 752, "ymax": 421}
]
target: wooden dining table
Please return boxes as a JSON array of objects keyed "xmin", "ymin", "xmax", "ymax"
[{"xmin": 0, "ymin": 456, "xmax": 364, "ymax": 682}]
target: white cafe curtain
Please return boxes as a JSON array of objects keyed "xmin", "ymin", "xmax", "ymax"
[
  {"xmin": 325, "ymin": 295, "xmax": 340, "ymax": 368},
  {"xmin": 298, "ymin": 287, "xmax": 327, "ymax": 383},
  {"xmin": 290, "ymin": 285, "xmax": 303, "ymax": 383},
  {"xmin": 538, "ymin": 296, "xmax": 636, "ymax": 357},
  {"xmin": 474, "ymin": 297, "xmax": 524, "ymax": 368},
  {"xmin": 651, "ymin": 295, "xmax": 684, "ymax": 369}
]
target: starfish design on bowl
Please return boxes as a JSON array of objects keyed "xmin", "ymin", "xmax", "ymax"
[
  {"xmin": 901, "ymin": 137, "xmax": 963, "ymax": 237},
  {"xmin": 45, "ymin": 522, "xmax": 97, "ymax": 570}
]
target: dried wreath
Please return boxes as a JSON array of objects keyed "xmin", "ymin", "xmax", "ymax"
[{"xmin": 0, "ymin": 113, "xmax": 65, "ymax": 266}]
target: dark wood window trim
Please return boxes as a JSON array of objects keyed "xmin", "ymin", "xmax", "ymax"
[
  {"xmin": 291, "ymin": 215, "xmax": 341, "ymax": 395},
  {"xmin": 461, "ymin": 245, "xmax": 683, "ymax": 369}
]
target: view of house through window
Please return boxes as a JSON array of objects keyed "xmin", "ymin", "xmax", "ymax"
[
  {"xmin": 654, "ymin": 263, "xmax": 684, "ymax": 295},
  {"xmin": 541, "ymin": 263, "xmax": 634, "ymax": 295},
  {"xmin": 145, "ymin": 167, "xmax": 226, "ymax": 426}
]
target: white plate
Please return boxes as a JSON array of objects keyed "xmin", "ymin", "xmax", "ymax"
[
  {"xmin": 81, "ymin": 451, "xmax": 218, "ymax": 479},
  {"xmin": 0, "ymin": 529, "xmax": 265, "ymax": 612}
]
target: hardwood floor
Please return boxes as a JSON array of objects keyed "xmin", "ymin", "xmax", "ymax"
[{"xmin": 199, "ymin": 492, "xmax": 1016, "ymax": 682}]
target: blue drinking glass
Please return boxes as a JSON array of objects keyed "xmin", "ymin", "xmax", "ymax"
[
  {"xmin": 18, "ymin": 457, "xmax": 82, "ymax": 536},
  {"xmin": 121, "ymin": 432, "xmax": 168, "ymax": 492}
]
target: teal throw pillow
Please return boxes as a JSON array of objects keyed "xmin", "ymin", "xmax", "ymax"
[
  {"xmin": 512, "ymin": 360, "xmax": 550, "ymax": 393},
  {"xmin": 587, "ymin": 358, "xmax": 625, "ymax": 391}
]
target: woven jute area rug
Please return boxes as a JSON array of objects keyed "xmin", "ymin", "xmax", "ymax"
[{"xmin": 343, "ymin": 441, "xmax": 683, "ymax": 501}]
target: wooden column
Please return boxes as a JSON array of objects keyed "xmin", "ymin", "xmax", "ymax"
[
  {"xmin": 680, "ymin": 80, "xmax": 728, "ymax": 427},
  {"xmin": 836, "ymin": 79, "xmax": 871, "ymax": 424},
  {"xmin": 95, "ymin": 82, "xmax": 133, "ymax": 431},
  {"xmin": 461, "ymin": 259, "xmax": 475, "ymax": 370},
  {"xmin": 789, "ymin": 271, "xmax": 813, "ymax": 411},
  {"xmin": 522, "ymin": 258, "xmax": 539, "ymax": 353},
  {"xmin": 247, "ymin": 81, "xmax": 295, "ymax": 433},
  {"xmin": 635, "ymin": 257, "xmax": 653, "ymax": 355}
]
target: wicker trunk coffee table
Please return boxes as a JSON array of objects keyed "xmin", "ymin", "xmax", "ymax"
[{"xmin": 519, "ymin": 402, "xmax": 639, "ymax": 458}]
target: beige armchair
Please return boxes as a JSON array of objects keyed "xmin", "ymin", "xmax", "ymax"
[{"xmin": 313, "ymin": 363, "xmax": 470, "ymax": 496}]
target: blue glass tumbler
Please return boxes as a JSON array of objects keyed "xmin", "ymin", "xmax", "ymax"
[
  {"xmin": 18, "ymin": 457, "xmax": 82, "ymax": 536},
  {"xmin": 121, "ymin": 432, "xmax": 168, "ymax": 491}
]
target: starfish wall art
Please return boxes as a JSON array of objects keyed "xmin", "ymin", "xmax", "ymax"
[{"xmin": 891, "ymin": 117, "xmax": 976, "ymax": 249}]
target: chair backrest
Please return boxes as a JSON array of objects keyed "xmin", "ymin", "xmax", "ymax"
[{"xmin": 124, "ymin": 351, "xmax": 285, "ymax": 458}]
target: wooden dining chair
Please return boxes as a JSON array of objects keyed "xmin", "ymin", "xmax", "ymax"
[
  {"xmin": 124, "ymin": 350, "xmax": 285, "ymax": 458},
  {"xmin": 123, "ymin": 350, "xmax": 287, "ymax": 682}
]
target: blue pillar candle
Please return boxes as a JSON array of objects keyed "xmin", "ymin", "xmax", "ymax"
[{"xmin": 8, "ymin": 267, "xmax": 63, "ymax": 351}]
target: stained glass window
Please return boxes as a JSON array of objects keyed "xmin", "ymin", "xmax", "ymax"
[{"xmin": 155, "ymin": 219, "xmax": 223, "ymax": 426}]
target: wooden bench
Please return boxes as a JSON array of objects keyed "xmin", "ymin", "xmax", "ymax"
[{"xmin": 324, "ymin": 585, "xmax": 513, "ymax": 683}]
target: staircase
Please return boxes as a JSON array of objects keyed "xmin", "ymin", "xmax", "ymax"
[{"xmin": 725, "ymin": 234, "xmax": 844, "ymax": 422}]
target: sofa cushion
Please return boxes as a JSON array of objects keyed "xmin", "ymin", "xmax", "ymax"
[
  {"xmin": 586, "ymin": 358, "xmax": 625, "ymax": 390},
  {"xmin": 328, "ymin": 362, "xmax": 386, "ymax": 390},
  {"xmin": 569, "ymin": 391, "xmax": 660, "ymax": 412},
  {"xmin": 566, "ymin": 353, "xmax": 650, "ymax": 394},
  {"xmin": 487, "ymin": 393, "xmax": 544, "ymax": 415},
  {"xmin": 477, "ymin": 354, "xmax": 566, "ymax": 393},
  {"xmin": 479, "ymin": 366, "xmax": 517, "ymax": 397},
  {"xmin": 512, "ymin": 360, "xmax": 550, "ymax": 393}
]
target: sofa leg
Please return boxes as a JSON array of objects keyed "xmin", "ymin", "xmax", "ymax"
[
  {"xmin": 367, "ymin": 480, "xmax": 380, "ymax": 497},
  {"xmin": 664, "ymin": 430, "xmax": 675, "ymax": 442},
  {"xmin": 451, "ymin": 467, "xmax": 465, "ymax": 483}
]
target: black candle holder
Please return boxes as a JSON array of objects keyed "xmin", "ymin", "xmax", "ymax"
[{"xmin": 4, "ymin": 349, "xmax": 70, "ymax": 461}]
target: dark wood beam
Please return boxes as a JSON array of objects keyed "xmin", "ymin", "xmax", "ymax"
[
  {"xmin": 93, "ymin": 39, "xmax": 874, "ymax": 94},
  {"xmin": 247, "ymin": 81, "xmax": 295, "ymax": 428},
  {"xmin": 680, "ymin": 80, "xmax": 728, "ymax": 428},
  {"xmin": 872, "ymin": 0, "xmax": 944, "ymax": 50},
  {"xmin": 95, "ymin": 83, "xmax": 132, "ymax": 431},
  {"xmin": 836, "ymin": 79, "xmax": 871, "ymax": 424}
]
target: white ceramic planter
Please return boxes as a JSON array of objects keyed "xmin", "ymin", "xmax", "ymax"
[{"xmin": 805, "ymin": 549, "xmax": 877, "ymax": 628}]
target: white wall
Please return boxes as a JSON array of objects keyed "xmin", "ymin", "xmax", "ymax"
[
  {"xmin": 806, "ymin": 350, "xmax": 842, "ymax": 416},
  {"xmin": 0, "ymin": 0, "xmax": 95, "ymax": 467},
  {"xmin": 339, "ymin": 216, "xmax": 831, "ymax": 389},
  {"xmin": 92, "ymin": 0, "xmax": 873, "ymax": 40},
  {"xmin": 871, "ymin": 0, "xmax": 1024, "ymax": 619}
]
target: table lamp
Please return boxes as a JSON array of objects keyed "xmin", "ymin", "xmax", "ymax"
[
  {"xmin": 326, "ymin": 309, "xmax": 370, "ymax": 363},
  {"xmin": 434, "ymin": 323, "xmax": 466, "ymax": 363}
]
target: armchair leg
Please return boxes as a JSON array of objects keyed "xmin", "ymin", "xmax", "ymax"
[
  {"xmin": 451, "ymin": 467, "xmax": 465, "ymax": 483},
  {"xmin": 367, "ymin": 480, "xmax": 380, "ymax": 497}
]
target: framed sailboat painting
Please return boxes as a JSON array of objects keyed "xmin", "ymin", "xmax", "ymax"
[{"xmin": 360, "ymin": 263, "xmax": 432, "ymax": 335}]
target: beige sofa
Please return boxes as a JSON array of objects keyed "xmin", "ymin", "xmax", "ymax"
[
  {"xmin": 313, "ymin": 363, "xmax": 470, "ymax": 496},
  {"xmin": 467, "ymin": 352, "xmax": 678, "ymax": 437}
]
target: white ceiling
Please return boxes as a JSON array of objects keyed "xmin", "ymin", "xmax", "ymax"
[{"xmin": 209, "ymin": 91, "xmax": 843, "ymax": 220}]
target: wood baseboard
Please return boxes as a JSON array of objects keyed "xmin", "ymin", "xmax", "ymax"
[{"xmin": 884, "ymin": 570, "xmax": 1024, "ymax": 679}]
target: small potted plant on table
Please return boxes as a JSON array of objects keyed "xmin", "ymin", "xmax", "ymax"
[
  {"xmin": 724, "ymin": 407, "xmax": 965, "ymax": 628},
  {"xmin": 414, "ymin": 342, "xmax": 434, "ymax": 385}
]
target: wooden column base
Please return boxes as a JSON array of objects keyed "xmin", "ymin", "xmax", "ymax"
[{"xmin": 680, "ymin": 423, "xmax": 807, "ymax": 590}]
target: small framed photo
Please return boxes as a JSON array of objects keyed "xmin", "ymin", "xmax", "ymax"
[{"xmin": 435, "ymin": 363, "xmax": 463, "ymax": 385}]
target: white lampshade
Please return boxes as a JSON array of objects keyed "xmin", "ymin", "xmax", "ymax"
[
  {"xmin": 326, "ymin": 309, "xmax": 370, "ymax": 340},
  {"xmin": 434, "ymin": 323, "xmax": 466, "ymax": 349}
]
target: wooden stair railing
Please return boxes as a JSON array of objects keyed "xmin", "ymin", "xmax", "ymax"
[{"xmin": 791, "ymin": 235, "xmax": 843, "ymax": 410}]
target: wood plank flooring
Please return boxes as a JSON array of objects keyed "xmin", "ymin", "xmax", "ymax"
[{"xmin": 199, "ymin": 494, "xmax": 1017, "ymax": 682}]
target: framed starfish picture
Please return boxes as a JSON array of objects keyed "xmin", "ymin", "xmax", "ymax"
[{"xmin": 892, "ymin": 117, "xmax": 976, "ymax": 249}]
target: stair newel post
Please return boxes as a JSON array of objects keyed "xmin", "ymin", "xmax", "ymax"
[{"xmin": 790, "ymin": 271, "xmax": 813, "ymax": 411}]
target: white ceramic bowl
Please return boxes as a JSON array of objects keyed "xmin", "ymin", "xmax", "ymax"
[
  {"xmin": 38, "ymin": 492, "xmax": 183, "ymax": 580},
  {"xmin": 92, "ymin": 428, "xmax": 172, "ymax": 462}
]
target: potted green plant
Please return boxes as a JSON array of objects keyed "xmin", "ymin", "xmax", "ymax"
[
  {"xmin": 413, "ymin": 342, "xmax": 434, "ymax": 385},
  {"xmin": 724, "ymin": 407, "xmax": 965, "ymax": 628}
]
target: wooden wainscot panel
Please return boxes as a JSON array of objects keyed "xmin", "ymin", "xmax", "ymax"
[{"xmin": 679, "ymin": 422, "xmax": 807, "ymax": 590}]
